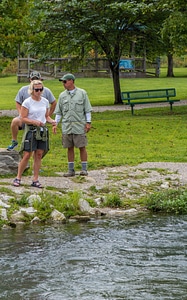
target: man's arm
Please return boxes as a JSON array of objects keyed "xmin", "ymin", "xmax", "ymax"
[
  {"xmin": 49, "ymin": 100, "xmax": 57, "ymax": 117},
  {"xmin": 16, "ymin": 102, "xmax": 22, "ymax": 115}
]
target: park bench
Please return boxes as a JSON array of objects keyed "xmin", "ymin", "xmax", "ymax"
[{"xmin": 121, "ymin": 88, "xmax": 180, "ymax": 115}]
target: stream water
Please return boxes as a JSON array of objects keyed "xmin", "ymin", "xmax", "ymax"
[{"xmin": 0, "ymin": 214, "xmax": 186, "ymax": 300}]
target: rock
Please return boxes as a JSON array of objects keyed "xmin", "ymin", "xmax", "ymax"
[
  {"xmin": 0, "ymin": 199, "xmax": 11, "ymax": 208},
  {"xmin": 79, "ymin": 199, "xmax": 92, "ymax": 213},
  {"xmin": 0, "ymin": 194, "xmax": 14, "ymax": 202},
  {"xmin": 106, "ymin": 208, "xmax": 137, "ymax": 217},
  {"xmin": 0, "ymin": 148, "xmax": 20, "ymax": 175},
  {"xmin": 2, "ymin": 224, "xmax": 16, "ymax": 229},
  {"xmin": 10, "ymin": 211, "xmax": 25, "ymax": 222},
  {"xmin": 0, "ymin": 208, "xmax": 8, "ymax": 220},
  {"xmin": 20, "ymin": 207, "xmax": 37, "ymax": 214},
  {"xmin": 27, "ymin": 194, "xmax": 41, "ymax": 206},
  {"xmin": 31, "ymin": 216, "xmax": 41, "ymax": 224},
  {"xmin": 8, "ymin": 207, "xmax": 37, "ymax": 223},
  {"xmin": 70, "ymin": 215, "xmax": 91, "ymax": 222},
  {"xmin": 51, "ymin": 209, "xmax": 66, "ymax": 222},
  {"xmin": 160, "ymin": 182, "xmax": 170, "ymax": 189},
  {"xmin": 94, "ymin": 196, "xmax": 105, "ymax": 206}
]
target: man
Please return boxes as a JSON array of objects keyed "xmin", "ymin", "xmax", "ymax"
[
  {"xmin": 7, "ymin": 71, "xmax": 57, "ymax": 150},
  {"xmin": 53, "ymin": 73, "xmax": 92, "ymax": 176}
]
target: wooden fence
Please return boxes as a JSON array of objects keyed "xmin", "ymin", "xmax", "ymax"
[{"xmin": 17, "ymin": 57, "xmax": 160, "ymax": 82}]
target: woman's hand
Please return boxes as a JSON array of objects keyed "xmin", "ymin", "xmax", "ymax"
[{"xmin": 36, "ymin": 120, "xmax": 44, "ymax": 127}]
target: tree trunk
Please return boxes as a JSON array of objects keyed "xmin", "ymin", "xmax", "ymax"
[
  {"xmin": 167, "ymin": 53, "xmax": 174, "ymax": 77},
  {"xmin": 110, "ymin": 63, "xmax": 122, "ymax": 105}
]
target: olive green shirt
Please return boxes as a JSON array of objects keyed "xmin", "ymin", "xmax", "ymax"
[{"xmin": 55, "ymin": 87, "xmax": 92, "ymax": 134}]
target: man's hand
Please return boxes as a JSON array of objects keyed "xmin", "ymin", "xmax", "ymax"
[
  {"xmin": 85, "ymin": 123, "xmax": 91, "ymax": 132},
  {"xmin": 52, "ymin": 125, "xmax": 57, "ymax": 134}
]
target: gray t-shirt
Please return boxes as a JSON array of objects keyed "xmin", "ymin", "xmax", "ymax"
[{"xmin": 15, "ymin": 85, "xmax": 55, "ymax": 104}]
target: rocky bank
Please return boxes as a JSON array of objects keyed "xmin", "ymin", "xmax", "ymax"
[{"xmin": 1, "ymin": 161, "xmax": 187, "ymax": 226}]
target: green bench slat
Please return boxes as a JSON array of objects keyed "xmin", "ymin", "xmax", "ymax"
[
  {"xmin": 121, "ymin": 88, "xmax": 179, "ymax": 115},
  {"xmin": 125, "ymin": 100, "xmax": 180, "ymax": 105}
]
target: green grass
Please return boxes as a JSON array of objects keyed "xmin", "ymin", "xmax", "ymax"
[
  {"xmin": 0, "ymin": 67, "xmax": 187, "ymax": 109},
  {"xmin": 145, "ymin": 189, "xmax": 187, "ymax": 214},
  {"xmin": 1, "ymin": 69, "xmax": 187, "ymax": 176},
  {"xmin": 1, "ymin": 105, "xmax": 187, "ymax": 176}
]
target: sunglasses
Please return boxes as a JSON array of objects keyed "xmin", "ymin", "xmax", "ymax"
[
  {"xmin": 62, "ymin": 80, "xmax": 67, "ymax": 83},
  {"xmin": 34, "ymin": 88, "xmax": 43, "ymax": 92}
]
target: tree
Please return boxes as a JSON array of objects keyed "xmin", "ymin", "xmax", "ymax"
[
  {"xmin": 31, "ymin": 0, "xmax": 163, "ymax": 104},
  {"xmin": 0, "ymin": 0, "xmax": 34, "ymax": 59},
  {"xmin": 160, "ymin": 0, "xmax": 187, "ymax": 77}
]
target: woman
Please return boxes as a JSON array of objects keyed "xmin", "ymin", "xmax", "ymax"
[{"xmin": 13, "ymin": 80, "xmax": 56, "ymax": 188}]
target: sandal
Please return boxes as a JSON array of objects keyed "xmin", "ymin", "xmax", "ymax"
[
  {"xmin": 13, "ymin": 178, "xmax": 21, "ymax": 187},
  {"xmin": 31, "ymin": 180, "xmax": 43, "ymax": 188}
]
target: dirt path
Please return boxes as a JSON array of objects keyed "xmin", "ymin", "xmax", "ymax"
[
  {"xmin": 1, "ymin": 162, "xmax": 187, "ymax": 198},
  {"xmin": 1, "ymin": 100, "xmax": 187, "ymax": 117}
]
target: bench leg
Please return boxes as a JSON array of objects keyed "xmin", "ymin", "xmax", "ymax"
[
  {"xmin": 169, "ymin": 101, "xmax": 173, "ymax": 111},
  {"xmin": 131, "ymin": 104, "xmax": 134, "ymax": 115}
]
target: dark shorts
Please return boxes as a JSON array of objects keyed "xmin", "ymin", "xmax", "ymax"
[
  {"xmin": 19, "ymin": 123, "xmax": 25, "ymax": 130},
  {"xmin": 24, "ymin": 130, "xmax": 49, "ymax": 152},
  {"xmin": 62, "ymin": 134, "xmax": 87, "ymax": 148}
]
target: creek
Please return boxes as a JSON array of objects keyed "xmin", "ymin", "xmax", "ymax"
[{"xmin": 0, "ymin": 214, "xmax": 186, "ymax": 300}]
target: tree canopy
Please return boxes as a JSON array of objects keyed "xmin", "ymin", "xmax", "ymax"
[
  {"xmin": 1, "ymin": 0, "xmax": 187, "ymax": 103},
  {"xmin": 0, "ymin": 0, "xmax": 33, "ymax": 58},
  {"xmin": 31, "ymin": 0, "xmax": 166, "ymax": 103}
]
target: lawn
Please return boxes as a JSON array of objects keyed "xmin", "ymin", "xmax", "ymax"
[
  {"xmin": 1, "ymin": 105, "xmax": 187, "ymax": 177},
  {"xmin": 0, "ymin": 67, "xmax": 187, "ymax": 109},
  {"xmin": 1, "ymin": 68, "xmax": 187, "ymax": 177}
]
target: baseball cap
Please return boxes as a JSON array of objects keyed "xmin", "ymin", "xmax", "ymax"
[
  {"xmin": 29, "ymin": 71, "xmax": 41, "ymax": 80},
  {"xmin": 59, "ymin": 73, "xmax": 75, "ymax": 81}
]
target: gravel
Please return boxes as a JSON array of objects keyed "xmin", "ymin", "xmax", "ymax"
[{"xmin": 1, "ymin": 162, "xmax": 187, "ymax": 198}]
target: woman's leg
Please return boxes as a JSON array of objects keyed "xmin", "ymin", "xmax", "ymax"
[
  {"xmin": 17, "ymin": 151, "xmax": 32, "ymax": 180},
  {"xmin": 33, "ymin": 149, "xmax": 44, "ymax": 181}
]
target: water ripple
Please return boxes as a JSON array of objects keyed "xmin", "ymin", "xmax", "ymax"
[{"xmin": 0, "ymin": 215, "xmax": 186, "ymax": 299}]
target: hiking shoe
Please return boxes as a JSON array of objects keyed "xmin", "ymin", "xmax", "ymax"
[
  {"xmin": 7, "ymin": 140, "xmax": 18, "ymax": 151},
  {"xmin": 63, "ymin": 170, "xmax": 75, "ymax": 177},
  {"xmin": 80, "ymin": 170, "xmax": 88, "ymax": 176}
]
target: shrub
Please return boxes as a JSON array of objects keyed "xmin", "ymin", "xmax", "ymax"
[
  {"xmin": 103, "ymin": 193, "xmax": 123, "ymax": 208},
  {"xmin": 0, "ymin": 58, "xmax": 17, "ymax": 75},
  {"xmin": 145, "ymin": 189, "xmax": 187, "ymax": 214}
]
